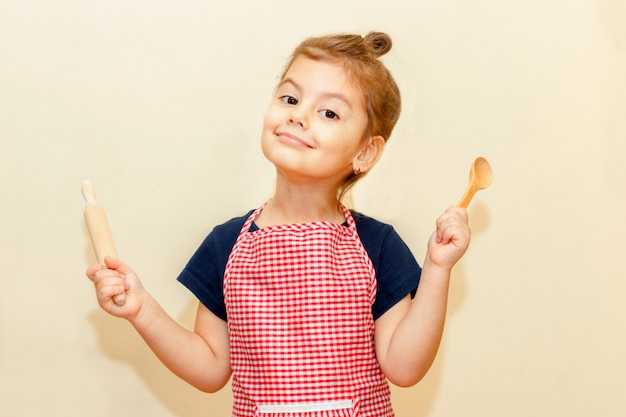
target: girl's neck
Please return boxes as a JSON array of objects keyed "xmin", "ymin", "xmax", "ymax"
[{"xmin": 255, "ymin": 178, "xmax": 345, "ymax": 228}]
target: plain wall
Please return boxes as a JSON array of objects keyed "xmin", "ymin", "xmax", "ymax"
[{"xmin": 1, "ymin": 0, "xmax": 625, "ymax": 416}]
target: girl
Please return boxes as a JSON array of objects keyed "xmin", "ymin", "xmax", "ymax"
[{"xmin": 87, "ymin": 31, "xmax": 471, "ymax": 417}]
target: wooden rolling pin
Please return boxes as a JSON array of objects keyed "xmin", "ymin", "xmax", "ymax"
[{"xmin": 82, "ymin": 180, "xmax": 126, "ymax": 306}]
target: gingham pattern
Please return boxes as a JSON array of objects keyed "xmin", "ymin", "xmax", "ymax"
[{"xmin": 224, "ymin": 204, "xmax": 394, "ymax": 417}]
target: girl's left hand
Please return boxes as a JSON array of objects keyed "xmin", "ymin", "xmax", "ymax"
[{"xmin": 426, "ymin": 206, "xmax": 471, "ymax": 270}]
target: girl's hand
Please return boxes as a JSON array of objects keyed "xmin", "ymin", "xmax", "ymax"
[
  {"xmin": 86, "ymin": 256, "xmax": 145, "ymax": 320},
  {"xmin": 426, "ymin": 206, "xmax": 471, "ymax": 270}
]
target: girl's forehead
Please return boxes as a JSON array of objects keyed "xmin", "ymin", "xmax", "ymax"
[
  {"xmin": 281, "ymin": 57, "xmax": 366, "ymax": 103},
  {"xmin": 284, "ymin": 56, "xmax": 346, "ymax": 78}
]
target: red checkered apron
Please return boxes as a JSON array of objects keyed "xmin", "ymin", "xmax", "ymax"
[{"xmin": 223, "ymin": 204, "xmax": 394, "ymax": 417}]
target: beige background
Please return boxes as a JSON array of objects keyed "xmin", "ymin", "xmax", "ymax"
[{"xmin": 1, "ymin": 0, "xmax": 625, "ymax": 416}]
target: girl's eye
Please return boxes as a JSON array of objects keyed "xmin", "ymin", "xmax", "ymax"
[
  {"xmin": 320, "ymin": 109, "xmax": 338, "ymax": 119},
  {"xmin": 280, "ymin": 95, "xmax": 298, "ymax": 105}
]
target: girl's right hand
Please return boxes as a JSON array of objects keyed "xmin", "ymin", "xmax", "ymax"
[{"xmin": 86, "ymin": 256, "xmax": 145, "ymax": 320}]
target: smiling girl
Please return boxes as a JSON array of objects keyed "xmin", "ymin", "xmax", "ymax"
[{"xmin": 87, "ymin": 31, "xmax": 471, "ymax": 417}]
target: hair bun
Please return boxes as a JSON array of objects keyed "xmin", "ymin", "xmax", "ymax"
[{"xmin": 364, "ymin": 31, "xmax": 392, "ymax": 57}]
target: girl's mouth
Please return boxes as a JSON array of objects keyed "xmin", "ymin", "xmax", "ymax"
[{"xmin": 276, "ymin": 131, "xmax": 315, "ymax": 149}]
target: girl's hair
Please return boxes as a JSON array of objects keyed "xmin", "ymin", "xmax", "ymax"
[{"xmin": 280, "ymin": 31, "xmax": 402, "ymax": 203}]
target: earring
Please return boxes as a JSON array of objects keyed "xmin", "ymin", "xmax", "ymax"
[{"xmin": 353, "ymin": 166, "xmax": 361, "ymax": 175}]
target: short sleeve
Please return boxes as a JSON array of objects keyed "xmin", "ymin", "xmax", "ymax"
[
  {"xmin": 176, "ymin": 212, "xmax": 251, "ymax": 321},
  {"xmin": 353, "ymin": 212, "xmax": 422, "ymax": 320}
]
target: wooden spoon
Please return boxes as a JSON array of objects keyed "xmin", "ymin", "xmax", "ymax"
[{"xmin": 457, "ymin": 157, "xmax": 493, "ymax": 208}]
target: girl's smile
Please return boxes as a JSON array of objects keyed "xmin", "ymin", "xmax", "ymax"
[{"xmin": 274, "ymin": 130, "xmax": 316, "ymax": 149}]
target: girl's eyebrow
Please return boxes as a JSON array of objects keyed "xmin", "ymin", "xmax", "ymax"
[{"xmin": 280, "ymin": 78, "xmax": 353, "ymax": 109}]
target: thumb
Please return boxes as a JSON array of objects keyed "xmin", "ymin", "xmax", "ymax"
[{"xmin": 103, "ymin": 256, "xmax": 134, "ymax": 276}]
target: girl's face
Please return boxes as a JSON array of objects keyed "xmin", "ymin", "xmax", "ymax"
[{"xmin": 261, "ymin": 56, "xmax": 371, "ymax": 187}]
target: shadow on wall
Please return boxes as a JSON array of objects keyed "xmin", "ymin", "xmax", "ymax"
[
  {"xmin": 391, "ymin": 263, "xmax": 469, "ymax": 417},
  {"xmin": 392, "ymin": 199, "xmax": 491, "ymax": 417},
  {"xmin": 87, "ymin": 299, "xmax": 232, "ymax": 417},
  {"xmin": 597, "ymin": 0, "xmax": 626, "ymax": 198},
  {"xmin": 597, "ymin": 0, "xmax": 626, "ymax": 51}
]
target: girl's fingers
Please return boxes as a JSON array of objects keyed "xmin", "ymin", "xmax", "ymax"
[
  {"xmin": 435, "ymin": 207, "xmax": 465, "ymax": 243},
  {"xmin": 96, "ymin": 283, "xmax": 127, "ymax": 301},
  {"xmin": 85, "ymin": 264, "xmax": 105, "ymax": 282},
  {"xmin": 432, "ymin": 207, "xmax": 471, "ymax": 264},
  {"xmin": 92, "ymin": 267, "xmax": 124, "ymax": 288}
]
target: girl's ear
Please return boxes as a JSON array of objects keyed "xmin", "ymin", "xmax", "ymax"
[{"xmin": 352, "ymin": 136, "xmax": 385, "ymax": 174}]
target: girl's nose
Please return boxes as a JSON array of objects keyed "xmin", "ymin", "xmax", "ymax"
[{"xmin": 288, "ymin": 107, "xmax": 307, "ymax": 129}]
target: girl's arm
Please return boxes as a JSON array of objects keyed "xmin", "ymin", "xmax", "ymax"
[
  {"xmin": 87, "ymin": 257, "xmax": 232, "ymax": 392},
  {"xmin": 374, "ymin": 207, "xmax": 470, "ymax": 387}
]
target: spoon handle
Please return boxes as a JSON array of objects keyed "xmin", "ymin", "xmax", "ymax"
[
  {"xmin": 457, "ymin": 186, "xmax": 476, "ymax": 209},
  {"xmin": 82, "ymin": 181, "xmax": 126, "ymax": 306}
]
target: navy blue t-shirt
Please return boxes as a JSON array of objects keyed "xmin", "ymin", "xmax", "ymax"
[{"xmin": 177, "ymin": 210, "xmax": 421, "ymax": 321}]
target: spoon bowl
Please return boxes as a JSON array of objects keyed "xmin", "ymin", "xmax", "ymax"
[{"xmin": 457, "ymin": 157, "xmax": 493, "ymax": 208}]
